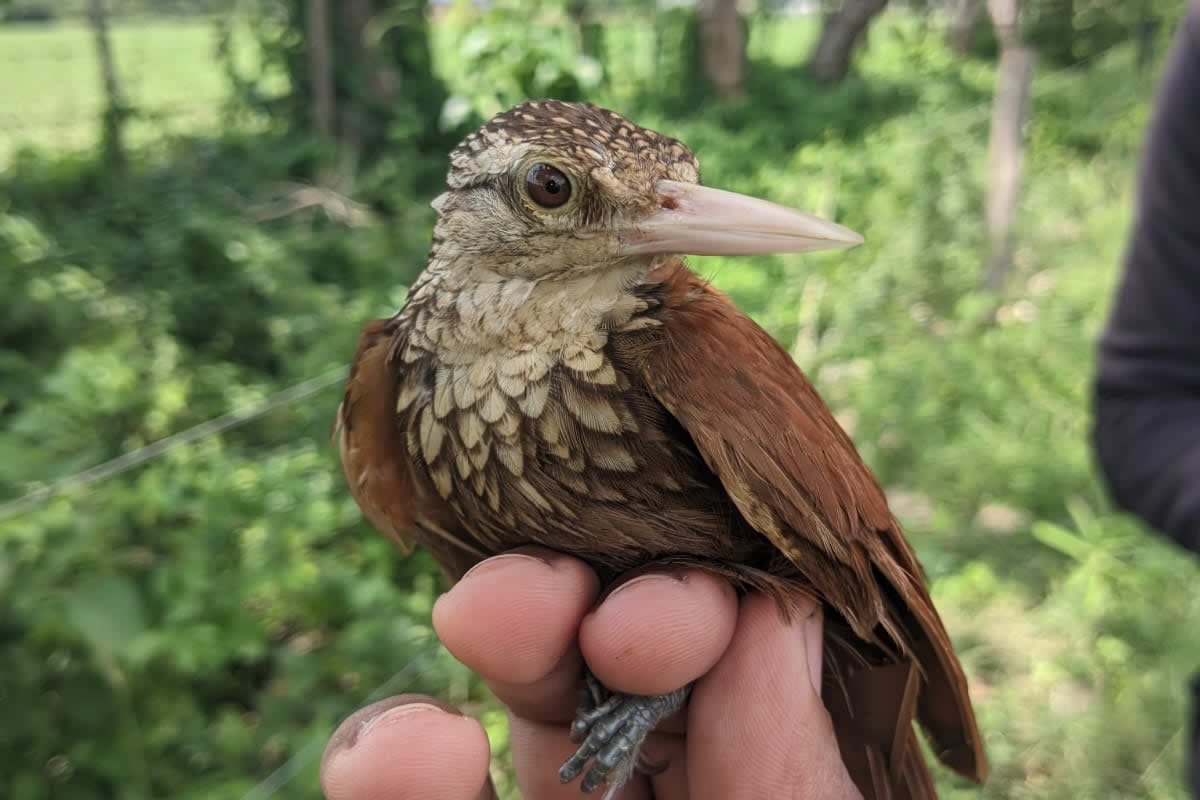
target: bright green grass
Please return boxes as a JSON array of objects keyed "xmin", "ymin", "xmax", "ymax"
[
  {"xmin": 0, "ymin": 15, "xmax": 820, "ymax": 163},
  {"xmin": 0, "ymin": 19, "xmax": 254, "ymax": 162}
]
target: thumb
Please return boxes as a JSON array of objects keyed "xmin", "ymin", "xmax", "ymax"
[
  {"xmin": 321, "ymin": 694, "xmax": 497, "ymax": 800},
  {"xmin": 687, "ymin": 593, "xmax": 863, "ymax": 800}
]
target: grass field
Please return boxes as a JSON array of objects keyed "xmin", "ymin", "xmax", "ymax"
[
  {"xmin": 0, "ymin": 19, "xmax": 256, "ymax": 162},
  {"xmin": 4, "ymin": 11, "xmax": 1199, "ymax": 800},
  {"xmin": 0, "ymin": 15, "xmax": 826, "ymax": 163}
]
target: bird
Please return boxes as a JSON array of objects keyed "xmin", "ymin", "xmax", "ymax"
[{"xmin": 336, "ymin": 99, "xmax": 987, "ymax": 800}]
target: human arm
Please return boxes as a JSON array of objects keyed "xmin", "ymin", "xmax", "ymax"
[{"xmin": 1093, "ymin": 0, "xmax": 1200, "ymax": 552}]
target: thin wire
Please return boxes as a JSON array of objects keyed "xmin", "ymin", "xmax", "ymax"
[
  {"xmin": 239, "ymin": 647, "xmax": 444, "ymax": 800},
  {"xmin": 0, "ymin": 364, "xmax": 349, "ymax": 522}
]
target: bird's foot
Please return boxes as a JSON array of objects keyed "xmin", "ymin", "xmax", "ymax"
[{"xmin": 558, "ymin": 679, "xmax": 691, "ymax": 797}]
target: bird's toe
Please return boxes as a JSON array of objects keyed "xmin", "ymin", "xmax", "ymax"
[{"xmin": 559, "ymin": 684, "xmax": 690, "ymax": 795}]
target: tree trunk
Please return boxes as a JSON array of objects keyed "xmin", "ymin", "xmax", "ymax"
[
  {"xmin": 275, "ymin": 0, "xmax": 449, "ymax": 176},
  {"xmin": 807, "ymin": 0, "xmax": 889, "ymax": 84},
  {"xmin": 87, "ymin": 0, "xmax": 127, "ymax": 168},
  {"xmin": 338, "ymin": 0, "xmax": 401, "ymax": 182},
  {"xmin": 987, "ymin": 0, "xmax": 1020, "ymax": 48},
  {"xmin": 699, "ymin": 0, "xmax": 745, "ymax": 98},
  {"xmin": 344, "ymin": 0, "xmax": 401, "ymax": 108},
  {"xmin": 981, "ymin": 39, "xmax": 1035, "ymax": 292},
  {"xmin": 948, "ymin": 0, "xmax": 983, "ymax": 53},
  {"xmin": 307, "ymin": 0, "xmax": 335, "ymax": 141}
]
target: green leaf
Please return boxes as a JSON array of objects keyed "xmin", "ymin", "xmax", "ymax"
[
  {"xmin": 1030, "ymin": 520, "xmax": 1090, "ymax": 562},
  {"xmin": 66, "ymin": 575, "xmax": 148, "ymax": 661}
]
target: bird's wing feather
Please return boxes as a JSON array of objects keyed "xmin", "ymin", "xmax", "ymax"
[
  {"xmin": 336, "ymin": 318, "xmax": 480, "ymax": 581},
  {"xmin": 628, "ymin": 265, "xmax": 986, "ymax": 784}
]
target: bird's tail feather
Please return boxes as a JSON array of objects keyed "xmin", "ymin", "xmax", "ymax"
[{"xmin": 823, "ymin": 644, "xmax": 941, "ymax": 800}]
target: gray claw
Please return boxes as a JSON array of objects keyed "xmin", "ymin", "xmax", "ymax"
[
  {"xmin": 558, "ymin": 685, "xmax": 691, "ymax": 796},
  {"xmin": 585, "ymin": 671, "xmax": 607, "ymax": 706}
]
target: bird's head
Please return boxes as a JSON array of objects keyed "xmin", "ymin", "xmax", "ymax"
[{"xmin": 429, "ymin": 100, "xmax": 862, "ymax": 280}]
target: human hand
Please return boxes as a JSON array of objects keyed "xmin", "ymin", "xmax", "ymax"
[{"xmin": 320, "ymin": 547, "xmax": 863, "ymax": 799}]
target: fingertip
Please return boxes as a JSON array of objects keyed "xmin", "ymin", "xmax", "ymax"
[
  {"xmin": 580, "ymin": 569, "xmax": 737, "ymax": 696},
  {"xmin": 433, "ymin": 548, "xmax": 599, "ymax": 685},
  {"xmin": 321, "ymin": 696, "xmax": 492, "ymax": 800}
]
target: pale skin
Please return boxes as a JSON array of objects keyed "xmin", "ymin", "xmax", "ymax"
[{"xmin": 320, "ymin": 548, "xmax": 864, "ymax": 800}]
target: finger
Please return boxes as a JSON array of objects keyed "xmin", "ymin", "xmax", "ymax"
[
  {"xmin": 640, "ymin": 735, "xmax": 689, "ymax": 799},
  {"xmin": 580, "ymin": 569, "xmax": 737, "ymax": 697},
  {"xmin": 687, "ymin": 593, "xmax": 862, "ymax": 800},
  {"xmin": 508, "ymin": 713, "xmax": 656, "ymax": 800},
  {"xmin": 433, "ymin": 547, "xmax": 599, "ymax": 722},
  {"xmin": 321, "ymin": 694, "xmax": 495, "ymax": 800}
]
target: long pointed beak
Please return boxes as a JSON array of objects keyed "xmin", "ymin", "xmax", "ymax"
[{"xmin": 618, "ymin": 179, "xmax": 863, "ymax": 257}]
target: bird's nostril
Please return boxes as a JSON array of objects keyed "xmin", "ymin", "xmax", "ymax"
[{"xmin": 659, "ymin": 196, "xmax": 679, "ymax": 211}]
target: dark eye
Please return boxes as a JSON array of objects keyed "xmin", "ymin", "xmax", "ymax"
[{"xmin": 525, "ymin": 163, "xmax": 572, "ymax": 209}]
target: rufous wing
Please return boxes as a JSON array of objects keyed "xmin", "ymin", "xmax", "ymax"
[
  {"xmin": 629, "ymin": 266, "xmax": 987, "ymax": 791},
  {"xmin": 336, "ymin": 319, "xmax": 420, "ymax": 552},
  {"xmin": 336, "ymin": 318, "xmax": 480, "ymax": 581}
]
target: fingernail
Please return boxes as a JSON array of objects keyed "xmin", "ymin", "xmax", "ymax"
[
  {"xmin": 803, "ymin": 606, "xmax": 824, "ymax": 695},
  {"xmin": 353, "ymin": 702, "xmax": 445, "ymax": 748},
  {"xmin": 321, "ymin": 700, "xmax": 448, "ymax": 789},
  {"xmin": 606, "ymin": 570, "xmax": 687, "ymax": 600},
  {"xmin": 460, "ymin": 551, "xmax": 551, "ymax": 583}
]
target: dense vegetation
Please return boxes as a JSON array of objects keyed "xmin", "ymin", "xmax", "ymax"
[{"xmin": 2, "ymin": 4, "xmax": 1198, "ymax": 800}]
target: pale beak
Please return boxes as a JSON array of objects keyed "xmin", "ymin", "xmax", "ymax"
[{"xmin": 618, "ymin": 179, "xmax": 863, "ymax": 257}]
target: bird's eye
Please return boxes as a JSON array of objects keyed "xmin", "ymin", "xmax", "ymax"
[{"xmin": 525, "ymin": 163, "xmax": 572, "ymax": 209}]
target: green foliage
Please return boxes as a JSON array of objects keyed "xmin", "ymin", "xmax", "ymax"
[
  {"xmin": 3, "ymin": 7, "xmax": 1199, "ymax": 800},
  {"xmin": 432, "ymin": 0, "xmax": 607, "ymax": 127},
  {"xmin": 0, "ymin": 0, "xmax": 233, "ymax": 22},
  {"xmin": 0, "ymin": 136, "xmax": 462, "ymax": 799},
  {"xmin": 222, "ymin": 0, "xmax": 456, "ymax": 177},
  {"xmin": 1022, "ymin": 0, "xmax": 1190, "ymax": 67},
  {"xmin": 1, "ymin": 1, "xmax": 57, "ymax": 23},
  {"xmin": 0, "ymin": 21, "xmax": 255, "ymax": 163}
]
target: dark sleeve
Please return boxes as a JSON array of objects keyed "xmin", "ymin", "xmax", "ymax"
[{"xmin": 1092, "ymin": 1, "xmax": 1200, "ymax": 554}]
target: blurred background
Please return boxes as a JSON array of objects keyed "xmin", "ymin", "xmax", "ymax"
[{"xmin": 1, "ymin": 0, "xmax": 1197, "ymax": 798}]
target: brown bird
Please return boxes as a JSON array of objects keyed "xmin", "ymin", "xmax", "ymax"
[{"xmin": 336, "ymin": 99, "xmax": 986, "ymax": 799}]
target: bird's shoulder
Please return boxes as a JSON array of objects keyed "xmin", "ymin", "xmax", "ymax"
[{"xmin": 616, "ymin": 262, "xmax": 897, "ymax": 539}]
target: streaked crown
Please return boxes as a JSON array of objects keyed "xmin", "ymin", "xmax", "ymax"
[{"xmin": 445, "ymin": 100, "xmax": 701, "ymax": 191}]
